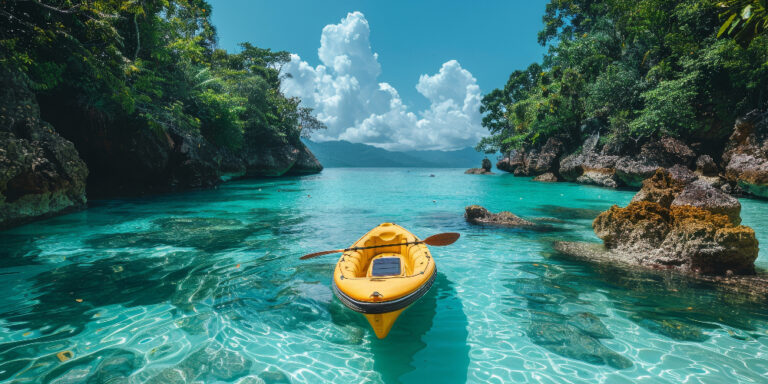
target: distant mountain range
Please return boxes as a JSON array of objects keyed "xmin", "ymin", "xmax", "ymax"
[{"xmin": 304, "ymin": 140, "xmax": 490, "ymax": 168}]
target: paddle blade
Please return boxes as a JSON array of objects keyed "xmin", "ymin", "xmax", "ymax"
[
  {"xmin": 423, "ymin": 232, "xmax": 460, "ymax": 246},
  {"xmin": 300, "ymin": 249, "xmax": 344, "ymax": 260}
]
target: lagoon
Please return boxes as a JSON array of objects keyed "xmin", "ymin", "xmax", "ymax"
[{"xmin": 1, "ymin": 168, "xmax": 767, "ymax": 383}]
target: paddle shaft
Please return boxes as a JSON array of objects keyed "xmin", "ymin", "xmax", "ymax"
[
  {"xmin": 344, "ymin": 240, "xmax": 424, "ymax": 253},
  {"xmin": 299, "ymin": 232, "xmax": 459, "ymax": 260}
]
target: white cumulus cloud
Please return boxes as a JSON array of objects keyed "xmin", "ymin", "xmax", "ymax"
[{"xmin": 281, "ymin": 11, "xmax": 485, "ymax": 151}]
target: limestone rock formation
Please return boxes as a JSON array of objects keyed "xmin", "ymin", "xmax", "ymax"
[
  {"xmin": 482, "ymin": 157, "xmax": 492, "ymax": 172},
  {"xmin": 466, "ymin": 158, "xmax": 495, "ymax": 174},
  {"xmin": 464, "ymin": 168, "xmax": 495, "ymax": 175},
  {"xmin": 0, "ymin": 71, "xmax": 88, "ymax": 229},
  {"xmin": 533, "ymin": 172, "xmax": 558, "ymax": 182},
  {"xmin": 464, "ymin": 205, "xmax": 536, "ymax": 227},
  {"xmin": 614, "ymin": 137, "xmax": 696, "ymax": 187},
  {"xmin": 496, "ymin": 137, "xmax": 566, "ymax": 176},
  {"xmin": 287, "ymin": 142, "xmax": 324, "ymax": 175},
  {"xmin": 722, "ymin": 109, "xmax": 768, "ymax": 198},
  {"xmin": 592, "ymin": 169, "xmax": 757, "ymax": 275}
]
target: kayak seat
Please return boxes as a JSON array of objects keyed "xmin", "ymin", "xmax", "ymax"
[{"xmin": 370, "ymin": 256, "xmax": 402, "ymax": 277}]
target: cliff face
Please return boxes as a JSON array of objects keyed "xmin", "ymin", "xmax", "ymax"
[
  {"xmin": 496, "ymin": 110, "xmax": 768, "ymax": 199},
  {"xmin": 0, "ymin": 71, "xmax": 88, "ymax": 229},
  {"xmin": 0, "ymin": 72, "xmax": 322, "ymax": 229},
  {"xmin": 722, "ymin": 110, "xmax": 768, "ymax": 198}
]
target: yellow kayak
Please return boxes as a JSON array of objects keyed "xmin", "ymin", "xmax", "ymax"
[{"xmin": 332, "ymin": 223, "xmax": 436, "ymax": 338}]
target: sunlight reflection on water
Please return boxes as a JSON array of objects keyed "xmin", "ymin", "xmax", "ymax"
[{"xmin": 0, "ymin": 168, "xmax": 767, "ymax": 383}]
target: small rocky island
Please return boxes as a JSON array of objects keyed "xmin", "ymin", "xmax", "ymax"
[
  {"xmin": 465, "ymin": 205, "xmax": 535, "ymax": 227},
  {"xmin": 554, "ymin": 168, "xmax": 768, "ymax": 296},
  {"xmin": 465, "ymin": 158, "xmax": 495, "ymax": 175}
]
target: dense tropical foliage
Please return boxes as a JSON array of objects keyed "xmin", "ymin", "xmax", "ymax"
[
  {"xmin": 477, "ymin": 0, "xmax": 768, "ymax": 154},
  {"xmin": 0, "ymin": 0, "xmax": 323, "ymax": 151},
  {"xmin": 718, "ymin": 0, "xmax": 768, "ymax": 47}
]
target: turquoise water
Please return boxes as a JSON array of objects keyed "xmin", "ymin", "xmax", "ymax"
[{"xmin": 1, "ymin": 168, "xmax": 768, "ymax": 383}]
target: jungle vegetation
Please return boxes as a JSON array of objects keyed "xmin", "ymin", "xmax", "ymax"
[
  {"xmin": 477, "ymin": 0, "xmax": 768, "ymax": 154},
  {"xmin": 0, "ymin": 0, "xmax": 323, "ymax": 151}
]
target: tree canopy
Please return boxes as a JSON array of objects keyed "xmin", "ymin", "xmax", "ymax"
[
  {"xmin": 478, "ymin": 0, "xmax": 768, "ymax": 154},
  {"xmin": 0, "ymin": 0, "xmax": 323, "ymax": 150}
]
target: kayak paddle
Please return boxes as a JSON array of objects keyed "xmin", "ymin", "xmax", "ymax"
[{"xmin": 299, "ymin": 232, "xmax": 460, "ymax": 260}]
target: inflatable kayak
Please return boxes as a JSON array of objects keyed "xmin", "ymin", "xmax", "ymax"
[{"xmin": 332, "ymin": 223, "xmax": 436, "ymax": 338}]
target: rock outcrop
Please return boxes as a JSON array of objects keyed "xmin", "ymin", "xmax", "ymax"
[
  {"xmin": 465, "ymin": 205, "xmax": 536, "ymax": 227},
  {"xmin": 496, "ymin": 137, "xmax": 566, "ymax": 176},
  {"xmin": 591, "ymin": 169, "xmax": 757, "ymax": 275},
  {"xmin": 0, "ymin": 71, "xmax": 88, "ymax": 229},
  {"xmin": 614, "ymin": 137, "xmax": 696, "ymax": 187},
  {"xmin": 558, "ymin": 135, "xmax": 697, "ymax": 188},
  {"xmin": 0, "ymin": 70, "xmax": 322, "ymax": 229},
  {"xmin": 466, "ymin": 158, "xmax": 495, "ymax": 175},
  {"xmin": 464, "ymin": 168, "xmax": 494, "ymax": 175},
  {"xmin": 722, "ymin": 109, "xmax": 768, "ymax": 198},
  {"xmin": 287, "ymin": 142, "xmax": 324, "ymax": 175},
  {"xmin": 533, "ymin": 172, "xmax": 558, "ymax": 182},
  {"xmin": 558, "ymin": 134, "xmax": 621, "ymax": 188},
  {"xmin": 493, "ymin": 110, "xmax": 768, "ymax": 199}
]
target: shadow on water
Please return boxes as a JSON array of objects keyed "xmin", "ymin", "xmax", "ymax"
[
  {"xmin": 2, "ymin": 250, "xmax": 206, "ymax": 335},
  {"xmin": 363, "ymin": 272, "xmax": 471, "ymax": 384},
  {"xmin": 502, "ymin": 263, "xmax": 633, "ymax": 369},
  {"xmin": 503, "ymin": 248, "xmax": 768, "ymax": 369},
  {"xmin": 548, "ymin": 250, "xmax": 768, "ymax": 335},
  {"xmin": 532, "ymin": 204, "xmax": 605, "ymax": 221},
  {"xmin": 0, "ymin": 209, "xmax": 315, "ymax": 382},
  {"xmin": 85, "ymin": 217, "xmax": 269, "ymax": 252},
  {"xmin": 0, "ymin": 233, "xmax": 42, "ymax": 268}
]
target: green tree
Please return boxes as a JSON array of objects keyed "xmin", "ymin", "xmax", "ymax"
[
  {"xmin": 480, "ymin": 0, "xmax": 768, "ymax": 154},
  {"xmin": 718, "ymin": 0, "xmax": 768, "ymax": 47}
]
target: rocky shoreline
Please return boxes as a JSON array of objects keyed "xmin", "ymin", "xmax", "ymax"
[
  {"xmin": 551, "ymin": 168, "xmax": 767, "ymax": 298},
  {"xmin": 496, "ymin": 111, "xmax": 768, "ymax": 199},
  {"xmin": 0, "ymin": 72, "xmax": 322, "ymax": 230},
  {"xmin": 465, "ymin": 166, "xmax": 767, "ymax": 298}
]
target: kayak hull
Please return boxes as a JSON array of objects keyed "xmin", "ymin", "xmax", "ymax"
[{"xmin": 332, "ymin": 223, "xmax": 436, "ymax": 338}]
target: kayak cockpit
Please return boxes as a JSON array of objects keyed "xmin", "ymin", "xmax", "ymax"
[{"xmin": 332, "ymin": 223, "xmax": 437, "ymax": 338}]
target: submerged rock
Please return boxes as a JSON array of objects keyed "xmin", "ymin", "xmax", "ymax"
[
  {"xmin": 554, "ymin": 240, "xmax": 768, "ymax": 299},
  {"xmin": 146, "ymin": 342, "xmax": 252, "ymax": 383},
  {"xmin": 528, "ymin": 322, "xmax": 632, "ymax": 369},
  {"xmin": 629, "ymin": 314, "xmax": 709, "ymax": 342},
  {"xmin": 533, "ymin": 205, "xmax": 604, "ymax": 221},
  {"xmin": 566, "ymin": 312, "xmax": 614, "ymax": 339},
  {"xmin": 464, "ymin": 205, "xmax": 536, "ymax": 227}
]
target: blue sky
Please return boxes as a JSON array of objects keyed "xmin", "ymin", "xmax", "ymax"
[{"xmin": 209, "ymin": 0, "xmax": 548, "ymax": 150}]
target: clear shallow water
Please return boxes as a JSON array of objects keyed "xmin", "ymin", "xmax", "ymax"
[{"xmin": 1, "ymin": 168, "xmax": 768, "ymax": 383}]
